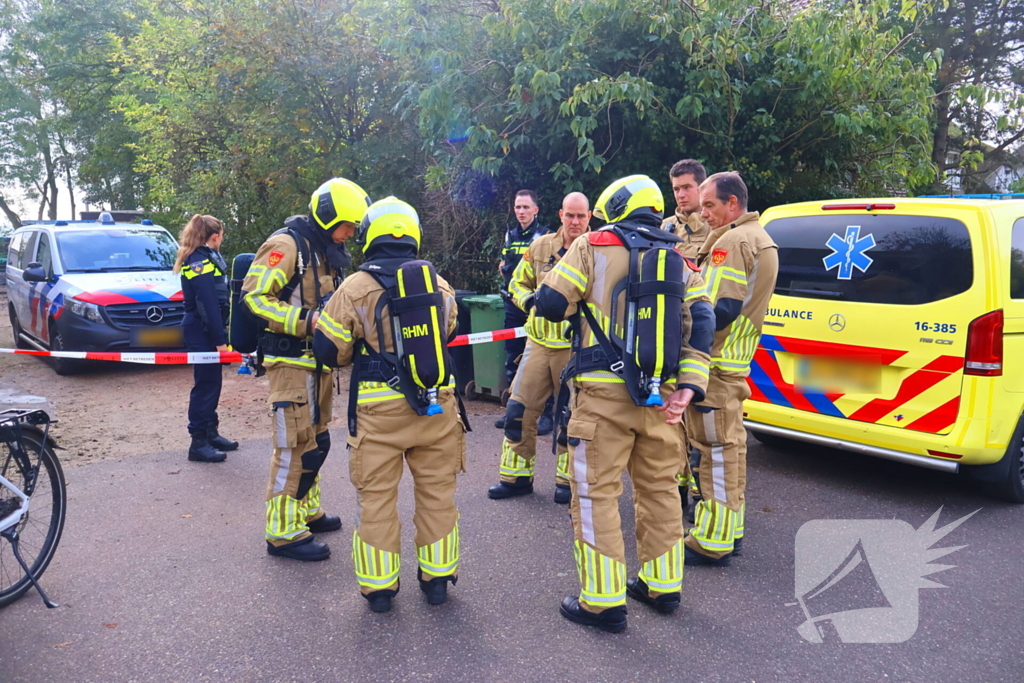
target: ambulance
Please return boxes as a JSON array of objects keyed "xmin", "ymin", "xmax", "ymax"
[
  {"xmin": 5, "ymin": 213, "xmax": 185, "ymax": 375},
  {"xmin": 744, "ymin": 195, "xmax": 1024, "ymax": 502}
]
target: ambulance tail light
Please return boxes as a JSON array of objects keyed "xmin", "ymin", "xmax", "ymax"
[{"xmin": 965, "ymin": 310, "xmax": 1003, "ymax": 376}]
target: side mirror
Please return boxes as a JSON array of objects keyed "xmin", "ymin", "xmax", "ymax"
[{"xmin": 23, "ymin": 262, "xmax": 46, "ymax": 283}]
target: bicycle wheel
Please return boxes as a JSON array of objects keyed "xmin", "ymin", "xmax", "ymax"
[{"xmin": 0, "ymin": 430, "xmax": 67, "ymax": 607}]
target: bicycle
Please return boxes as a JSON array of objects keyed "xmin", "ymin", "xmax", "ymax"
[{"xmin": 0, "ymin": 409, "xmax": 66, "ymax": 608}]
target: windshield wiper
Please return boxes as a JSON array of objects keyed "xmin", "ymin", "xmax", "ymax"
[
  {"xmin": 67, "ymin": 268, "xmax": 105, "ymax": 273},
  {"xmin": 99, "ymin": 265, "xmax": 172, "ymax": 272}
]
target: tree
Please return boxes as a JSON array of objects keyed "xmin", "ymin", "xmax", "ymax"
[
  {"xmin": 113, "ymin": 0, "xmax": 418, "ymax": 253},
  {"xmin": 917, "ymin": 0, "xmax": 1024, "ymax": 192}
]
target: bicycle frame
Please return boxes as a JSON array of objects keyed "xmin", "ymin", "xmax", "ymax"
[{"xmin": 0, "ymin": 473, "xmax": 29, "ymax": 534}]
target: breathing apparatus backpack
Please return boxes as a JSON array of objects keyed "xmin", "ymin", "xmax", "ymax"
[
  {"xmin": 348, "ymin": 259, "xmax": 466, "ymax": 436},
  {"xmin": 228, "ymin": 228, "xmax": 312, "ymax": 355},
  {"xmin": 562, "ymin": 224, "xmax": 691, "ymax": 408}
]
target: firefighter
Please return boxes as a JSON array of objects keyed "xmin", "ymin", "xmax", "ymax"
[
  {"xmin": 495, "ymin": 190, "xmax": 553, "ymax": 433},
  {"xmin": 535, "ymin": 175, "xmax": 715, "ymax": 633},
  {"xmin": 312, "ymin": 197, "xmax": 465, "ymax": 613},
  {"xmin": 487, "ymin": 192, "xmax": 591, "ymax": 505},
  {"xmin": 244, "ymin": 177, "xmax": 370, "ymax": 562},
  {"xmin": 684, "ymin": 172, "xmax": 778, "ymax": 567},
  {"xmin": 175, "ymin": 214, "xmax": 236, "ymax": 463},
  {"xmin": 661, "ymin": 159, "xmax": 710, "ymax": 514}
]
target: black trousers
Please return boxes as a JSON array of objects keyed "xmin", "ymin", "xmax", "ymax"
[{"xmin": 184, "ymin": 323, "xmax": 223, "ymax": 433}]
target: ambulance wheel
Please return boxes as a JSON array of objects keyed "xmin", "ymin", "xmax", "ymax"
[
  {"xmin": 986, "ymin": 416, "xmax": 1024, "ymax": 504},
  {"xmin": 750, "ymin": 429, "xmax": 797, "ymax": 451},
  {"xmin": 48, "ymin": 321, "xmax": 81, "ymax": 377},
  {"xmin": 465, "ymin": 381, "xmax": 479, "ymax": 401},
  {"xmin": 8, "ymin": 304, "xmax": 30, "ymax": 350},
  {"xmin": 963, "ymin": 414, "xmax": 1024, "ymax": 504}
]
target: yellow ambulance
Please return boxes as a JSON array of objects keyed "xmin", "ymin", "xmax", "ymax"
[{"xmin": 744, "ymin": 195, "xmax": 1024, "ymax": 502}]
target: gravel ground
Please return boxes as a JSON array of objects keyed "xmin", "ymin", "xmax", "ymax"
[{"xmin": 0, "ymin": 286, "xmax": 503, "ymax": 465}]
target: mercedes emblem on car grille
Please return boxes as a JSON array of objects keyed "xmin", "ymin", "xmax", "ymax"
[{"xmin": 145, "ymin": 306, "xmax": 165, "ymax": 323}]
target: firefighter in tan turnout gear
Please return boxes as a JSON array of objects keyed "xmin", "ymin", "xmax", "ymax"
[
  {"xmin": 488, "ymin": 192, "xmax": 592, "ymax": 505},
  {"xmin": 684, "ymin": 172, "xmax": 778, "ymax": 567},
  {"xmin": 245, "ymin": 177, "xmax": 370, "ymax": 562},
  {"xmin": 535, "ymin": 175, "xmax": 715, "ymax": 633},
  {"xmin": 313, "ymin": 197, "xmax": 466, "ymax": 614},
  {"xmin": 661, "ymin": 159, "xmax": 710, "ymax": 510}
]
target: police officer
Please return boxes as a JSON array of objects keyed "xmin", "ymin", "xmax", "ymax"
[
  {"xmin": 312, "ymin": 197, "xmax": 465, "ymax": 613},
  {"xmin": 536, "ymin": 175, "xmax": 715, "ymax": 633},
  {"xmin": 488, "ymin": 192, "xmax": 591, "ymax": 504},
  {"xmin": 175, "ymin": 214, "xmax": 237, "ymax": 463},
  {"xmin": 684, "ymin": 172, "xmax": 778, "ymax": 567},
  {"xmin": 244, "ymin": 177, "xmax": 370, "ymax": 561},
  {"xmin": 661, "ymin": 159, "xmax": 710, "ymax": 511},
  {"xmin": 496, "ymin": 190, "xmax": 553, "ymax": 432}
]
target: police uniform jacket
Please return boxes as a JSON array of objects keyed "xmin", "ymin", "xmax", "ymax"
[
  {"xmin": 695, "ymin": 211, "xmax": 779, "ymax": 377},
  {"xmin": 661, "ymin": 209, "xmax": 709, "ymax": 260},
  {"xmin": 181, "ymin": 246, "xmax": 229, "ymax": 346},
  {"xmin": 507, "ymin": 227, "xmax": 576, "ymax": 349},
  {"xmin": 315, "ymin": 268, "xmax": 459, "ymax": 406},
  {"xmin": 537, "ymin": 216, "xmax": 713, "ymax": 402},
  {"xmin": 243, "ymin": 218, "xmax": 338, "ymax": 370},
  {"xmin": 500, "ymin": 218, "xmax": 549, "ymax": 288}
]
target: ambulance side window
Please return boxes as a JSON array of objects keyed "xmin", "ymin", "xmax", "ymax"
[{"xmin": 1010, "ymin": 218, "xmax": 1024, "ymax": 299}]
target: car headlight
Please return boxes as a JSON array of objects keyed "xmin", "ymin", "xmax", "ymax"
[{"xmin": 68, "ymin": 298, "xmax": 104, "ymax": 323}]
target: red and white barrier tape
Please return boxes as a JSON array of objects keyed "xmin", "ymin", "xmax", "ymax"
[{"xmin": 0, "ymin": 326, "xmax": 527, "ymax": 365}]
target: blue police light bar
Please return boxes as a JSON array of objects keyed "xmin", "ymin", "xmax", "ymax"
[{"xmin": 141, "ymin": 219, "xmax": 154, "ymax": 225}]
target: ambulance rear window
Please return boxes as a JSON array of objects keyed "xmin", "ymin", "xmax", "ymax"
[{"xmin": 765, "ymin": 214, "xmax": 973, "ymax": 305}]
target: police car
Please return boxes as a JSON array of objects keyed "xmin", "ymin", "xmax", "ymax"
[
  {"xmin": 5, "ymin": 213, "xmax": 185, "ymax": 375},
  {"xmin": 744, "ymin": 195, "xmax": 1024, "ymax": 502}
]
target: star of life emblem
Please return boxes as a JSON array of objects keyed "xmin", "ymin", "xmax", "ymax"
[{"xmin": 823, "ymin": 225, "xmax": 876, "ymax": 280}]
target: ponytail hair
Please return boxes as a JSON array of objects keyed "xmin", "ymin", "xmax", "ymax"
[{"xmin": 173, "ymin": 214, "xmax": 224, "ymax": 273}]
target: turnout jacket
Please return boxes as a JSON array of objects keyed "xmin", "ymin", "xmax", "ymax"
[
  {"xmin": 507, "ymin": 227, "xmax": 576, "ymax": 349},
  {"xmin": 181, "ymin": 246, "xmax": 229, "ymax": 346},
  {"xmin": 314, "ymin": 267, "xmax": 459, "ymax": 406},
  {"xmin": 243, "ymin": 218, "xmax": 338, "ymax": 370},
  {"xmin": 695, "ymin": 211, "xmax": 778, "ymax": 377},
  {"xmin": 661, "ymin": 209, "xmax": 709, "ymax": 260},
  {"xmin": 537, "ymin": 222, "xmax": 713, "ymax": 402}
]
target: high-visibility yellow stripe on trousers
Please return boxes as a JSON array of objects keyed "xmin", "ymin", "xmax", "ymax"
[
  {"xmin": 638, "ymin": 539, "xmax": 684, "ymax": 594},
  {"xmin": 418, "ymin": 523, "xmax": 460, "ymax": 577},
  {"xmin": 574, "ymin": 540, "xmax": 626, "ymax": 608},
  {"xmin": 352, "ymin": 531, "xmax": 401, "ymax": 590}
]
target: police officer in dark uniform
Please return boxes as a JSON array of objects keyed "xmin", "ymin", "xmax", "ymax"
[
  {"xmin": 496, "ymin": 190, "xmax": 551, "ymax": 430},
  {"xmin": 175, "ymin": 214, "xmax": 238, "ymax": 463}
]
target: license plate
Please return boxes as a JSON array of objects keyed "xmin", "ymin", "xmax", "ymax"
[
  {"xmin": 131, "ymin": 326, "xmax": 184, "ymax": 348},
  {"xmin": 795, "ymin": 355, "xmax": 881, "ymax": 395}
]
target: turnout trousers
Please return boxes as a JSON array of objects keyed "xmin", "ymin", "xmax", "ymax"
[
  {"xmin": 684, "ymin": 372, "xmax": 750, "ymax": 559},
  {"xmin": 347, "ymin": 391, "xmax": 465, "ymax": 595},
  {"xmin": 498, "ymin": 340, "xmax": 571, "ymax": 487},
  {"xmin": 264, "ymin": 364, "xmax": 335, "ymax": 547},
  {"xmin": 566, "ymin": 380, "xmax": 686, "ymax": 613}
]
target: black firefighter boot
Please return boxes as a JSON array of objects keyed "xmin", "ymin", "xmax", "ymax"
[
  {"xmin": 418, "ymin": 568, "xmax": 457, "ymax": 605},
  {"xmin": 207, "ymin": 422, "xmax": 239, "ymax": 452},
  {"xmin": 188, "ymin": 430, "xmax": 226, "ymax": 463}
]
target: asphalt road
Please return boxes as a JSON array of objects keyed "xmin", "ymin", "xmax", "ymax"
[{"xmin": 1, "ymin": 414, "xmax": 1022, "ymax": 683}]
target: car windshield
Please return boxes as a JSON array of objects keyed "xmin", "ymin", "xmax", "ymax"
[{"xmin": 56, "ymin": 229, "xmax": 177, "ymax": 272}]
